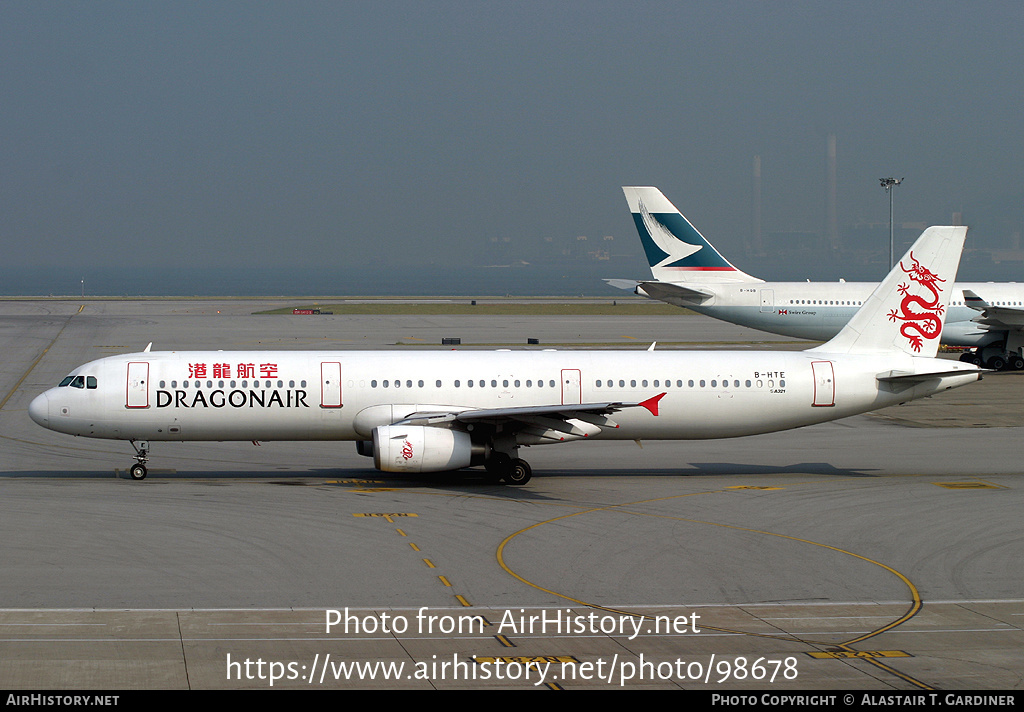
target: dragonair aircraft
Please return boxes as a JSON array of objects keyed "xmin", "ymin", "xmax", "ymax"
[
  {"xmin": 30, "ymin": 225, "xmax": 980, "ymax": 484},
  {"xmin": 609, "ymin": 186, "xmax": 1024, "ymax": 370}
]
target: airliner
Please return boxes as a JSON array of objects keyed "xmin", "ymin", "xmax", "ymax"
[
  {"xmin": 608, "ymin": 186, "xmax": 1024, "ymax": 370},
  {"xmin": 30, "ymin": 225, "xmax": 980, "ymax": 484}
]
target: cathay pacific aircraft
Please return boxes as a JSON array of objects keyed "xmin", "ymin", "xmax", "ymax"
[
  {"xmin": 30, "ymin": 225, "xmax": 980, "ymax": 484},
  {"xmin": 608, "ymin": 186, "xmax": 1024, "ymax": 370}
]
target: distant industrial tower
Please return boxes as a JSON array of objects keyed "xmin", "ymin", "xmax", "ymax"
[
  {"xmin": 751, "ymin": 155, "xmax": 763, "ymax": 255},
  {"xmin": 825, "ymin": 133, "xmax": 840, "ymax": 251}
]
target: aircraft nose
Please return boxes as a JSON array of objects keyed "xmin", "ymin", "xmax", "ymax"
[{"xmin": 28, "ymin": 392, "xmax": 49, "ymax": 427}]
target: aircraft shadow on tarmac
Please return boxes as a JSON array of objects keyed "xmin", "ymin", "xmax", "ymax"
[{"xmin": 0, "ymin": 462, "xmax": 879, "ymax": 480}]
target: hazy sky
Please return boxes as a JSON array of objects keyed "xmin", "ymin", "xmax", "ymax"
[{"xmin": 3, "ymin": 1, "xmax": 1023, "ymax": 286}]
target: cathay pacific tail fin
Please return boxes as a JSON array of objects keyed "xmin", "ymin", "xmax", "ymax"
[{"xmin": 622, "ymin": 186, "xmax": 761, "ymax": 284}]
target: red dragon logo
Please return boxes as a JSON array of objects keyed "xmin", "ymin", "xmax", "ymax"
[
  {"xmin": 401, "ymin": 440, "xmax": 414, "ymax": 460},
  {"xmin": 887, "ymin": 251, "xmax": 945, "ymax": 352}
]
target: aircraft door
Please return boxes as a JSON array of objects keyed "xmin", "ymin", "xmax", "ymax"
[
  {"xmin": 811, "ymin": 360, "xmax": 835, "ymax": 407},
  {"xmin": 561, "ymin": 369, "xmax": 581, "ymax": 405},
  {"xmin": 759, "ymin": 289, "xmax": 774, "ymax": 312},
  {"xmin": 321, "ymin": 362, "xmax": 342, "ymax": 408},
  {"xmin": 126, "ymin": 362, "xmax": 150, "ymax": 408}
]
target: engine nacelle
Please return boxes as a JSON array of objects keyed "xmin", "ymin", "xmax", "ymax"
[{"xmin": 372, "ymin": 425, "xmax": 473, "ymax": 473}]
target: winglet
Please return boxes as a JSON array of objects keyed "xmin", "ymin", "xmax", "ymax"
[
  {"xmin": 638, "ymin": 392, "xmax": 666, "ymax": 416},
  {"xmin": 962, "ymin": 289, "xmax": 987, "ymax": 310}
]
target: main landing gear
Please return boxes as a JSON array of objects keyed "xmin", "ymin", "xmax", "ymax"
[
  {"xmin": 959, "ymin": 348, "xmax": 1024, "ymax": 371},
  {"xmin": 128, "ymin": 440, "xmax": 149, "ymax": 480},
  {"xmin": 483, "ymin": 452, "xmax": 533, "ymax": 485}
]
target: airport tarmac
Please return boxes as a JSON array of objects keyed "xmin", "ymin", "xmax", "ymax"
[{"xmin": 1, "ymin": 299, "xmax": 1022, "ymax": 690}]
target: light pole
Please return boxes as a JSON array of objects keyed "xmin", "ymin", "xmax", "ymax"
[{"xmin": 879, "ymin": 177, "xmax": 903, "ymax": 268}]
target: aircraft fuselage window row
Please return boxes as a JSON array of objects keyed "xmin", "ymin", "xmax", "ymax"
[
  {"xmin": 596, "ymin": 379, "xmax": 784, "ymax": 389},
  {"xmin": 787, "ymin": 300, "xmax": 862, "ymax": 306},
  {"xmin": 369, "ymin": 379, "xmax": 559, "ymax": 388},
  {"xmin": 353, "ymin": 378, "xmax": 787, "ymax": 390},
  {"xmin": 68, "ymin": 375, "xmax": 788, "ymax": 393}
]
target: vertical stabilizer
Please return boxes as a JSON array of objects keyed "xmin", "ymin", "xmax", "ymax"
[
  {"xmin": 813, "ymin": 226, "xmax": 967, "ymax": 357},
  {"xmin": 622, "ymin": 187, "xmax": 760, "ymax": 284}
]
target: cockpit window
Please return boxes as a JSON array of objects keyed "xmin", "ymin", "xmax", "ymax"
[
  {"xmin": 87, "ymin": 376, "xmax": 97, "ymax": 389},
  {"xmin": 59, "ymin": 376, "xmax": 74, "ymax": 387},
  {"xmin": 70, "ymin": 376, "xmax": 85, "ymax": 389}
]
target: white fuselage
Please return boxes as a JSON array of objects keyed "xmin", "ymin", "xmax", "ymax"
[
  {"xmin": 30, "ymin": 348, "xmax": 978, "ymax": 445},
  {"xmin": 648, "ymin": 281, "xmax": 1021, "ymax": 346}
]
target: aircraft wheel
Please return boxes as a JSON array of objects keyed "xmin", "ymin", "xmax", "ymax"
[
  {"xmin": 504, "ymin": 459, "xmax": 532, "ymax": 486},
  {"xmin": 987, "ymin": 355, "xmax": 1006, "ymax": 371},
  {"xmin": 129, "ymin": 463, "xmax": 148, "ymax": 480},
  {"xmin": 1012, "ymin": 356, "xmax": 1024, "ymax": 371}
]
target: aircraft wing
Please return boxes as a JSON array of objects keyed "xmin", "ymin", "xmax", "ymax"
[
  {"xmin": 395, "ymin": 396, "xmax": 666, "ymax": 441},
  {"xmin": 603, "ymin": 278, "xmax": 714, "ymax": 303},
  {"xmin": 963, "ymin": 290, "xmax": 1024, "ymax": 328}
]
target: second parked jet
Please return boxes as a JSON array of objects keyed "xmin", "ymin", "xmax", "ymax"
[{"xmin": 609, "ymin": 186, "xmax": 1024, "ymax": 369}]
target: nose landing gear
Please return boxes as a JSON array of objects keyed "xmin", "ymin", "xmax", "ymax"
[{"xmin": 128, "ymin": 440, "xmax": 149, "ymax": 480}]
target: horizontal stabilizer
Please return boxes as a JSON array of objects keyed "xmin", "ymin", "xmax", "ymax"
[
  {"xmin": 603, "ymin": 279, "xmax": 714, "ymax": 303},
  {"xmin": 877, "ymin": 368, "xmax": 985, "ymax": 384},
  {"xmin": 637, "ymin": 280, "xmax": 714, "ymax": 303}
]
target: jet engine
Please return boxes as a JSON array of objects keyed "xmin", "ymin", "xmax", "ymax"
[{"xmin": 371, "ymin": 425, "xmax": 474, "ymax": 473}]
